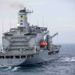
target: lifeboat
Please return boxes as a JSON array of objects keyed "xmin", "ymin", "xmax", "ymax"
[{"xmin": 40, "ymin": 41, "xmax": 47, "ymax": 47}]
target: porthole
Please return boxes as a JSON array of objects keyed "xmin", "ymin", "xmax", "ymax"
[
  {"xmin": 6, "ymin": 56, "xmax": 10, "ymax": 59},
  {"xmin": 10, "ymin": 56, "xmax": 13, "ymax": 59},
  {"xmin": 15, "ymin": 56, "xmax": 20, "ymax": 59},
  {"xmin": 0, "ymin": 56, "xmax": 4, "ymax": 59},
  {"xmin": 21, "ymin": 55, "xmax": 26, "ymax": 58}
]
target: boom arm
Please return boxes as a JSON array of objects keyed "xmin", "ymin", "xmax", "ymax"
[{"xmin": 51, "ymin": 32, "xmax": 58, "ymax": 38}]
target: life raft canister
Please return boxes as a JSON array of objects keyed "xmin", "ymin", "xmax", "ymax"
[{"xmin": 39, "ymin": 41, "xmax": 47, "ymax": 47}]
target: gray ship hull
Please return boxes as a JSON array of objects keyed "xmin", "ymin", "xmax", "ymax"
[
  {"xmin": 18, "ymin": 50, "xmax": 59, "ymax": 66},
  {"xmin": 0, "ymin": 50, "xmax": 59, "ymax": 67}
]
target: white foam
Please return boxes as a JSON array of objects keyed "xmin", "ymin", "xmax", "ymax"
[
  {"xmin": 61, "ymin": 57, "xmax": 75, "ymax": 62},
  {"xmin": 11, "ymin": 66, "xmax": 20, "ymax": 71}
]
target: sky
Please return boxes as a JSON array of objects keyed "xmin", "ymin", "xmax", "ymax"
[{"xmin": 0, "ymin": 0, "xmax": 75, "ymax": 44}]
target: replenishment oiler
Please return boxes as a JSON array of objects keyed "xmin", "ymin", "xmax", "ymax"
[{"xmin": 0, "ymin": 7, "xmax": 61, "ymax": 67}]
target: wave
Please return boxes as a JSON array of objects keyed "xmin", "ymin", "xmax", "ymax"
[
  {"xmin": 0, "ymin": 66, "xmax": 20, "ymax": 72},
  {"xmin": 11, "ymin": 66, "xmax": 20, "ymax": 71},
  {"xmin": 60, "ymin": 57, "xmax": 75, "ymax": 62}
]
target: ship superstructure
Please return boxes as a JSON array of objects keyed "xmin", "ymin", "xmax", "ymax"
[{"xmin": 0, "ymin": 7, "xmax": 61, "ymax": 66}]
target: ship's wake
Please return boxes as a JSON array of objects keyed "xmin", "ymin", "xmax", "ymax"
[
  {"xmin": 59, "ymin": 56, "xmax": 75, "ymax": 62},
  {"xmin": 0, "ymin": 66, "xmax": 20, "ymax": 72}
]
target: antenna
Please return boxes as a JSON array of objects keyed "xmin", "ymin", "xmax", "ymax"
[
  {"xmin": 2, "ymin": 19, "xmax": 4, "ymax": 34},
  {"xmin": 2, "ymin": 19, "xmax": 4, "ymax": 47},
  {"xmin": 9, "ymin": 18, "xmax": 11, "ymax": 29},
  {"xmin": 42, "ymin": 17, "xmax": 44, "ymax": 27},
  {"xmin": 37, "ymin": 18, "xmax": 39, "ymax": 26}
]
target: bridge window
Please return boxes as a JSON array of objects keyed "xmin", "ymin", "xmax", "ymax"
[
  {"xmin": 20, "ymin": 23, "xmax": 23, "ymax": 25},
  {"xmin": 20, "ymin": 20, "xmax": 23, "ymax": 22}
]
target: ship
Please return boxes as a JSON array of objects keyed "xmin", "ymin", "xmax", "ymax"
[{"xmin": 0, "ymin": 7, "xmax": 61, "ymax": 67}]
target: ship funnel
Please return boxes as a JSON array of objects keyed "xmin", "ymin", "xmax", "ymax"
[{"xmin": 18, "ymin": 7, "xmax": 33, "ymax": 28}]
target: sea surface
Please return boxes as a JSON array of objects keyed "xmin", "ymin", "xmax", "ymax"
[{"xmin": 0, "ymin": 44, "xmax": 75, "ymax": 75}]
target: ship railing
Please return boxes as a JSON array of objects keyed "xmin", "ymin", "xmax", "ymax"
[{"xmin": 52, "ymin": 44, "xmax": 61, "ymax": 51}]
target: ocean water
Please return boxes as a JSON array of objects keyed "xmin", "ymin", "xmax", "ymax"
[{"xmin": 0, "ymin": 44, "xmax": 75, "ymax": 75}]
